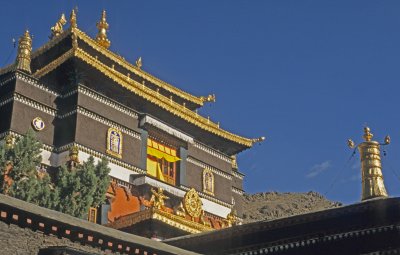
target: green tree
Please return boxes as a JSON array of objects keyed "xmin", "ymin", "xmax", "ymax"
[
  {"xmin": 0, "ymin": 130, "xmax": 111, "ymax": 220},
  {"xmin": 56, "ymin": 156, "xmax": 110, "ymax": 219},
  {"xmin": 0, "ymin": 129, "xmax": 59, "ymax": 208}
]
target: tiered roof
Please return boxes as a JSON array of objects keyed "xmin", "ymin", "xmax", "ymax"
[{"xmin": 0, "ymin": 11, "xmax": 265, "ymax": 154}]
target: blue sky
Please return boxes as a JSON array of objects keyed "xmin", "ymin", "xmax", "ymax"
[{"xmin": 1, "ymin": 1, "xmax": 400, "ymax": 204}]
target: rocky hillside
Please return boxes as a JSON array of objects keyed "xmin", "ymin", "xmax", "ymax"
[{"xmin": 242, "ymin": 191, "xmax": 342, "ymax": 223}]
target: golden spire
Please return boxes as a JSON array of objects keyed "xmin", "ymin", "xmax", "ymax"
[
  {"xmin": 50, "ymin": 13, "xmax": 67, "ymax": 38},
  {"xmin": 348, "ymin": 127, "xmax": 389, "ymax": 201},
  {"xmin": 136, "ymin": 57, "xmax": 142, "ymax": 69},
  {"xmin": 96, "ymin": 10, "xmax": 110, "ymax": 49},
  {"xmin": 70, "ymin": 9, "xmax": 77, "ymax": 28},
  {"xmin": 16, "ymin": 30, "xmax": 32, "ymax": 74}
]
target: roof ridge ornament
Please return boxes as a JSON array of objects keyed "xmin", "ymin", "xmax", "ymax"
[
  {"xmin": 16, "ymin": 30, "xmax": 32, "ymax": 74},
  {"xmin": 200, "ymin": 94, "xmax": 216, "ymax": 103},
  {"xmin": 50, "ymin": 13, "xmax": 67, "ymax": 39},
  {"xmin": 136, "ymin": 57, "xmax": 142, "ymax": 69},
  {"xmin": 70, "ymin": 8, "xmax": 77, "ymax": 29},
  {"xmin": 96, "ymin": 10, "xmax": 110, "ymax": 49},
  {"xmin": 348, "ymin": 126, "xmax": 390, "ymax": 201}
]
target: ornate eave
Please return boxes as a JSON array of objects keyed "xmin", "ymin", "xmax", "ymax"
[
  {"xmin": 106, "ymin": 208, "xmax": 213, "ymax": 234},
  {"xmin": 23, "ymin": 27, "xmax": 260, "ymax": 149}
]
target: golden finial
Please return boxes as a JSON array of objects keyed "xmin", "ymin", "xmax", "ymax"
[
  {"xmin": 200, "ymin": 94, "xmax": 216, "ymax": 103},
  {"xmin": 347, "ymin": 139, "xmax": 355, "ymax": 149},
  {"xmin": 96, "ymin": 10, "xmax": 110, "ymax": 49},
  {"xmin": 384, "ymin": 135, "xmax": 391, "ymax": 145},
  {"xmin": 16, "ymin": 30, "xmax": 32, "ymax": 74},
  {"xmin": 50, "ymin": 13, "xmax": 67, "ymax": 38},
  {"xmin": 70, "ymin": 9, "xmax": 77, "ymax": 28},
  {"xmin": 363, "ymin": 126, "xmax": 373, "ymax": 141},
  {"xmin": 251, "ymin": 136, "xmax": 266, "ymax": 144},
  {"xmin": 136, "ymin": 57, "xmax": 142, "ymax": 69},
  {"xmin": 349, "ymin": 127, "xmax": 388, "ymax": 201}
]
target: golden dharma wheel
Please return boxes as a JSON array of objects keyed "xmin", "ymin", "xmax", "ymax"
[{"xmin": 183, "ymin": 188, "xmax": 203, "ymax": 218}]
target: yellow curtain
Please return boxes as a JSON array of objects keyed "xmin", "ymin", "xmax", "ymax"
[
  {"xmin": 146, "ymin": 158, "xmax": 158, "ymax": 177},
  {"xmin": 146, "ymin": 157, "xmax": 166, "ymax": 182},
  {"xmin": 147, "ymin": 147, "xmax": 180, "ymax": 163}
]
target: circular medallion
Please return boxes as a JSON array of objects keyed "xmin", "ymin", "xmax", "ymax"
[
  {"xmin": 183, "ymin": 188, "xmax": 203, "ymax": 218},
  {"xmin": 32, "ymin": 117, "xmax": 45, "ymax": 131}
]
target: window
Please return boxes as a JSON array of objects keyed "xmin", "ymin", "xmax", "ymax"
[
  {"xmin": 88, "ymin": 207, "xmax": 97, "ymax": 223},
  {"xmin": 146, "ymin": 138, "xmax": 180, "ymax": 185}
]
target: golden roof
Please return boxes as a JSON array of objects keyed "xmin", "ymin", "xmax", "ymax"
[{"xmin": 0, "ymin": 18, "xmax": 265, "ymax": 149}]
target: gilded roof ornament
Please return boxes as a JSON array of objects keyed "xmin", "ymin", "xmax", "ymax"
[
  {"xmin": 96, "ymin": 10, "xmax": 111, "ymax": 49},
  {"xmin": 200, "ymin": 94, "xmax": 216, "ymax": 103},
  {"xmin": 226, "ymin": 209, "xmax": 238, "ymax": 227},
  {"xmin": 50, "ymin": 13, "xmax": 67, "ymax": 39},
  {"xmin": 70, "ymin": 9, "xmax": 77, "ymax": 28},
  {"xmin": 16, "ymin": 30, "xmax": 32, "ymax": 74},
  {"xmin": 348, "ymin": 127, "xmax": 389, "ymax": 201},
  {"xmin": 251, "ymin": 136, "xmax": 266, "ymax": 144},
  {"xmin": 136, "ymin": 57, "xmax": 142, "ymax": 69},
  {"xmin": 150, "ymin": 187, "xmax": 169, "ymax": 210}
]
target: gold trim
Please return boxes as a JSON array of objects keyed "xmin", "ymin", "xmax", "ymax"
[
  {"xmin": 73, "ymin": 28, "xmax": 204, "ymax": 106},
  {"xmin": 106, "ymin": 127, "xmax": 123, "ymax": 159},
  {"xmin": 34, "ymin": 49, "xmax": 74, "ymax": 78},
  {"xmin": 107, "ymin": 208, "xmax": 212, "ymax": 234},
  {"xmin": 32, "ymin": 117, "xmax": 45, "ymax": 131},
  {"xmin": 73, "ymin": 48, "xmax": 255, "ymax": 147}
]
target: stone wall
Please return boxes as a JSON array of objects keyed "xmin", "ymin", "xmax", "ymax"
[{"xmin": 0, "ymin": 220, "xmax": 106, "ymax": 255}]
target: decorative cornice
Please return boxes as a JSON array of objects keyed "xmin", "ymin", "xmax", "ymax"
[
  {"xmin": 16, "ymin": 72, "xmax": 59, "ymax": 96},
  {"xmin": 187, "ymin": 157, "xmax": 232, "ymax": 180},
  {"xmin": 231, "ymin": 187, "xmax": 244, "ymax": 195},
  {"xmin": 73, "ymin": 28, "xmax": 204, "ymax": 106},
  {"xmin": 193, "ymin": 141, "xmax": 231, "ymax": 163},
  {"xmin": 62, "ymin": 85, "xmax": 138, "ymax": 119},
  {"xmin": 76, "ymin": 106, "xmax": 141, "ymax": 140},
  {"xmin": 232, "ymin": 170, "xmax": 244, "ymax": 180},
  {"xmin": 57, "ymin": 142, "xmax": 146, "ymax": 174},
  {"xmin": 140, "ymin": 115, "xmax": 193, "ymax": 143},
  {"xmin": 13, "ymin": 93, "xmax": 57, "ymax": 116},
  {"xmin": 180, "ymin": 185, "xmax": 233, "ymax": 208}
]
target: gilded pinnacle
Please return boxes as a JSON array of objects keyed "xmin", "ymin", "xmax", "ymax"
[
  {"xmin": 16, "ymin": 30, "xmax": 32, "ymax": 74},
  {"xmin": 50, "ymin": 13, "xmax": 67, "ymax": 38},
  {"xmin": 70, "ymin": 9, "xmax": 77, "ymax": 28},
  {"xmin": 363, "ymin": 126, "xmax": 373, "ymax": 142},
  {"xmin": 96, "ymin": 10, "xmax": 110, "ymax": 49},
  {"xmin": 349, "ymin": 127, "xmax": 389, "ymax": 201}
]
